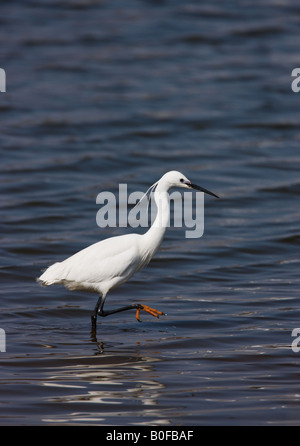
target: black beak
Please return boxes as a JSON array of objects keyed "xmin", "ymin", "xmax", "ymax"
[{"xmin": 185, "ymin": 181, "xmax": 219, "ymax": 198}]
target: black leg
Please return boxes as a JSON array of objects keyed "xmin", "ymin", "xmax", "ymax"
[
  {"xmin": 91, "ymin": 296, "xmax": 141, "ymax": 326},
  {"xmin": 91, "ymin": 295, "xmax": 103, "ymax": 327},
  {"xmin": 91, "ymin": 295, "xmax": 165, "ymax": 328},
  {"xmin": 99, "ymin": 303, "xmax": 143, "ymax": 317}
]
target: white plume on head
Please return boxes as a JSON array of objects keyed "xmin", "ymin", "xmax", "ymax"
[{"xmin": 132, "ymin": 180, "xmax": 158, "ymax": 210}]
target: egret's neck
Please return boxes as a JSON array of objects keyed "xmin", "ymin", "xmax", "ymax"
[{"xmin": 142, "ymin": 182, "xmax": 170, "ymax": 257}]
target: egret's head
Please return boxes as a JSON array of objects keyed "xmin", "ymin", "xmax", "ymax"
[{"xmin": 159, "ymin": 171, "xmax": 219, "ymax": 198}]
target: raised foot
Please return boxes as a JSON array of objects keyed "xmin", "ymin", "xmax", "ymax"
[{"xmin": 136, "ymin": 304, "xmax": 165, "ymax": 322}]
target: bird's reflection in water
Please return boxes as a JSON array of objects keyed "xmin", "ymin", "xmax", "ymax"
[{"xmin": 41, "ymin": 338, "xmax": 170, "ymax": 425}]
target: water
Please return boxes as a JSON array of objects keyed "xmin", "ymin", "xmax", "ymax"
[{"xmin": 1, "ymin": 0, "xmax": 300, "ymax": 426}]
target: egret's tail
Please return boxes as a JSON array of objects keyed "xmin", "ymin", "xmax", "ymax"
[{"xmin": 37, "ymin": 262, "xmax": 63, "ymax": 286}]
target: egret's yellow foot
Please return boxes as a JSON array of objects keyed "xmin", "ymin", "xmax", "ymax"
[{"xmin": 136, "ymin": 304, "xmax": 164, "ymax": 322}]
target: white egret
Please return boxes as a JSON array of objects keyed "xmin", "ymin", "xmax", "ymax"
[{"xmin": 38, "ymin": 171, "xmax": 218, "ymax": 327}]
